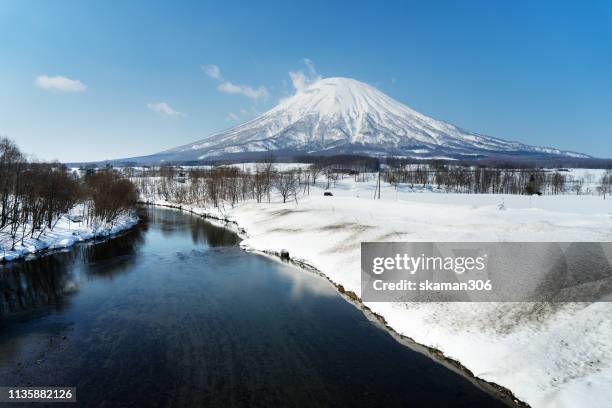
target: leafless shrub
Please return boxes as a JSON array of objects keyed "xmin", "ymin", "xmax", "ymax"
[{"xmin": 84, "ymin": 170, "xmax": 139, "ymax": 228}]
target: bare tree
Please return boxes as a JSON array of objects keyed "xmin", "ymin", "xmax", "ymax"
[
  {"xmin": 309, "ymin": 164, "xmax": 322, "ymax": 185},
  {"xmin": 598, "ymin": 170, "xmax": 612, "ymax": 199},
  {"xmin": 0, "ymin": 138, "xmax": 24, "ymax": 229},
  {"xmin": 274, "ymin": 171, "xmax": 298, "ymax": 204},
  {"xmin": 572, "ymin": 176, "xmax": 584, "ymax": 195}
]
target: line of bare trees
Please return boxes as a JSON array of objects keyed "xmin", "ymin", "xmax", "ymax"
[
  {"xmin": 383, "ymin": 164, "xmax": 612, "ymax": 196},
  {"xmin": 133, "ymin": 160, "xmax": 612, "ymax": 216},
  {"xmin": 0, "ymin": 138, "xmax": 139, "ymax": 250},
  {"xmin": 136, "ymin": 162, "xmax": 330, "ymax": 211}
]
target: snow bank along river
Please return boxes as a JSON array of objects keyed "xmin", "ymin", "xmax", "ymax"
[
  {"xmin": 0, "ymin": 209, "xmax": 138, "ymax": 263},
  {"xmin": 0, "ymin": 207, "xmax": 509, "ymax": 407}
]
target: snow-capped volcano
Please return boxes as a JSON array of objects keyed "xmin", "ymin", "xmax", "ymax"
[{"xmin": 147, "ymin": 77, "xmax": 588, "ymax": 162}]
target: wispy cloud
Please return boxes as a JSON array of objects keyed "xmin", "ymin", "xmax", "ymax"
[
  {"xmin": 225, "ymin": 105, "xmax": 260, "ymax": 123},
  {"xmin": 35, "ymin": 75, "xmax": 87, "ymax": 92},
  {"xmin": 218, "ymin": 81, "xmax": 269, "ymax": 100},
  {"xmin": 289, "ymin": 58, "xmax": 321, "ymax": 93},
  {"xmin": 147, "ymin": 102, "xmax": 185, "ymax": 117},
  {"xmin": 203, "ymin": 64, "xmax": 269, "ymax": 100},
  {"xmin": 202, "ymin": 64, "xmax": 221, "ymax": 80},
  {"xmin": 225, "ymin": 112, "xmax": 240, "ymax": 121},
  {"xmin": 304, "ymin": 58, "xmax": 317, "ymax": 76},
  {"xmin": 240, "ymin": 106, "xmax": 257, "ymax": 116}
]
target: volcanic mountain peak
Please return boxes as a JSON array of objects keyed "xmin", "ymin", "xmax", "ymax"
[{"xmin": 154, "ymin": 77, "xmax": 588, "ymax": 162}]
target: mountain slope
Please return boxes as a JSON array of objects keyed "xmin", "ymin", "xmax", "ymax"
[{"xmin": 143, "ymin": 77, "xmax": 589, "ymax": 162}]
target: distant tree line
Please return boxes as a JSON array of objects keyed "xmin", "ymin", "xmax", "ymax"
[
  {"xmin": 384, "ymin": 156, "xmax": 612, "ymax": 170},
  {"xmin": 106, "ymin": 152, "xmax": 612, "ymax": 172},
  {"xmin": 0, "ymin": 138, "xmax": 139, "ymax": 250},
  {"xmin": 133, "ymin": 156, "xmax": 612, "ymax": 216},
  {"xmin": 294, "ymin": 154, "xmax": 380, "ymax": 172},
  {"xmin": 383, "ymin": 162, "xmax": 612, "ymax": 196}
]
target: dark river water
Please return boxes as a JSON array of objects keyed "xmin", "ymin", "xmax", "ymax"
[{"xmin": 0, "ymin": 208, "xmax": 506, "ymax": 407}]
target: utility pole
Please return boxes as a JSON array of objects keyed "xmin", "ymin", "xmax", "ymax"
[{"xmin": 373, "ymin": 167, "xmax": 381, "ymax": 199}]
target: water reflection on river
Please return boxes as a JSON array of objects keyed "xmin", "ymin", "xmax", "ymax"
[{"xmin": 0, "ymin": 208, "xmax": 506, "ymax": 407}]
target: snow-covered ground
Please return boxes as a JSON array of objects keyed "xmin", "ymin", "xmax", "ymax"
[
  {"xmin": 144, "ymin": 173, "xmax": 612, "ymax": 408},
  {"xmin": 0, "ymin": 207, "xmax": 138, "ymax": 262}
]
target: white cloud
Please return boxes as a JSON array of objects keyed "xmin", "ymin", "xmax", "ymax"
[
  {"xmin": 289, "ymin": 71, "xmax": 308, "ymax": 93},
  {"xmin": 203, "ymin": 63, "xmax": 269, "ymax": 100},
  {"xmin": 225, "ymin": 112, "xmax": 240, "ymax": 121},
  {"xmin": 240, "ymin": 107, "xmax": 257, "ymax": 116},
  {"xmin": 147, "ymin": 102, "xmax": 185, "ymax": 117},
  {"xmin": 289, "ymin": 58, "xmax": 321, "ymax": 92},
  {"xmin": 35, "ymin": 75, "xmax": 87, "ymax": 92},
  {"xmin": 218, "ymin": 81, "xmax": 269, "ymax": 100},
  {"xmin": 203, "ymin": 64, "xmax": 222, "ymax": 80},
  {"xmin": 225, "ymin": 105, "xmax": 259, "ymax": 123},
  {"xmin": 304, "ymin": 58, "xmax": 317, "ymax": 76}
]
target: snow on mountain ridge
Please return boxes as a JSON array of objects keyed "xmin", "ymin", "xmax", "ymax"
[{"xmin": 163, "ymin": 77, "xmax": 588, "ymax": 160}]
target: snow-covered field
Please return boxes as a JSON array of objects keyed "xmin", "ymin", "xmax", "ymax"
[
  {"xmin": 0, "ymin": 207, "xmax": 138, "ymax": 262},
  {"xmin": 145, "ymin": 171, "xmax": 612, "ymax": 408}
]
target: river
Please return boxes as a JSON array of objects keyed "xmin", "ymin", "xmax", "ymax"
[{"xmin": 0, "ymin": 207, "xmax": 507, "ymax": 407}]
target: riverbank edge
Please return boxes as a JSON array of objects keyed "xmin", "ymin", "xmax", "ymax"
[
  {"xmin": 0, "ymin": 213, "xmax": 140, "ymax": 264},
  {"xmin": 141, "ymin": 200, "xmax": 529, "ymax": 408}
]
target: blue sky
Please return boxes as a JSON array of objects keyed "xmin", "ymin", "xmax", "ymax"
[{"xmin": 1, "ymin": 0, "xmax": 611, "ymax": 161}]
